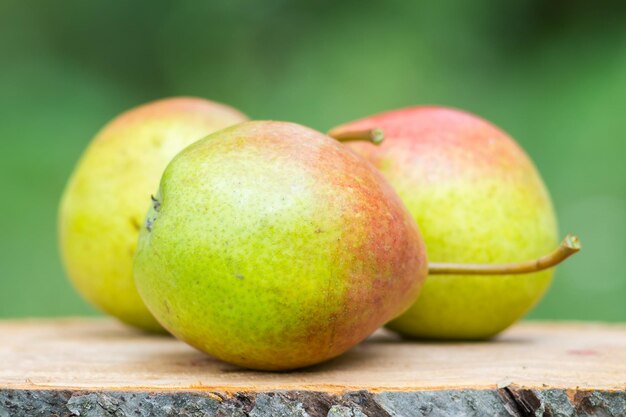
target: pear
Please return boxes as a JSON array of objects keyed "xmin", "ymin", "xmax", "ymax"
[
  {"xmin": 330, "ymin": 106, "xmax": 576, "ymax": 339},
  {"xmin": 59, "ymin": 97, "xmax": 247, "ymax": 332},
  {"xmin": 133, "ymin": 121, "xmax": 427, "ymax": 370}
]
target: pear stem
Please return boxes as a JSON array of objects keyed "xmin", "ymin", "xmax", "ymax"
[
  {"xmin": 329, "ymin": 128, "xmax": 385, "ymax": 145},
  {"xmin": 428, "ymin": 234, "xmax": 581, "ymax": 275}
]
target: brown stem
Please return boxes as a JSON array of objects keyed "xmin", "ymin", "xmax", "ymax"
[
  {"xmin": 329, "ymin": 128, "xmax": 384, "ymax": 145},
  {"xmin": 428, "ymin": 234, "xmax": 581, "ymax": 275}
]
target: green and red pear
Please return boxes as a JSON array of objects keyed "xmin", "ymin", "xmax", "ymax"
[
  {"xmin": 59, "ymin": 97, "xmax": 248, "ymax": 332},
  {"xmin": 330, "ymin": 106, "xmax": 568, "ymax": 339},
  {"xmin": 133, "ymin": 121, "xmax": 427, "ymax": 370}
]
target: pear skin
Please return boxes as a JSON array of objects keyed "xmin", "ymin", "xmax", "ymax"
[
  {"xmin": 134, "ymin": 121, "xmax": 427, "ymax": 369},
  {"xmin": 59, "ymin": 97, "xmax": 248, "ymax": 332},
  {"xmin": 331, "ymin": 107, "xmax": 558, "ymax": 339}
]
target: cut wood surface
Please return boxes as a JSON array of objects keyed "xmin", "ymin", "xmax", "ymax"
[{"xmin": 1, "ymin": 318, "xmax": 625, "ymax": 416}]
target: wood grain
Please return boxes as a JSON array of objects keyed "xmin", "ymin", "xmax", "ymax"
[{"xmin": 1, "ymin": 318, "xmax": 625, "ymax": 416}]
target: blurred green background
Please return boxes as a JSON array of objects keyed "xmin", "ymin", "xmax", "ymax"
[{"xmin": 1, "ymin": 0, "xmax": 624, "ymax": 322}]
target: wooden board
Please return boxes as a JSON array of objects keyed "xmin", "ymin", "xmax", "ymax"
[{"xmin": 1, "ymin": 318, "xmax": 625, "ymax": 416}]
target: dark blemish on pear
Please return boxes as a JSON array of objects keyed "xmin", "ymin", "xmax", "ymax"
[
  {"xmin": 235, "ymin": 273, "xmax": 244, "ymax": 280},
  {"xmin": 145, "ymin": 195, "xmax": 161, "ymax": 232},
  {"xmin": 145, "ymin": 217, "xmax": 155, "ymax": 232},
  {"xmin": 151, "ymin": 195, "xmax": 161, "ymax": 211},
  {"xmin": 129, "ymin": 217, "xmax": 141, "ymax": 231}
]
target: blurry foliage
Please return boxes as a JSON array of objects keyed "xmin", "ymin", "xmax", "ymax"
[{"xmin": 0, "ymin": 0, "xmax": 625, "ymax": 321}]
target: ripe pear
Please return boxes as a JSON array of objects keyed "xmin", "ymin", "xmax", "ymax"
[
  {"xmin": 330, "ymin": 107, "xmax": 561, "ymax": 339},
  {"xmin": 59, "ymin": 97, "xmax": 247, "ymax": 332},
  {"xmin": 133, "ymin": 121, "xmax": 427, "ymax": 370}
]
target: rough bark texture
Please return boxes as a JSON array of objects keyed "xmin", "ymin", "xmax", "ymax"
[{"xmin": 1, "ymin": 387, "xmax": 624, "ymax": 417}]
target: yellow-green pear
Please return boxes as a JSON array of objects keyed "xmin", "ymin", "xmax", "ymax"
[
  {"xmin": 133, "ymin": 121, "xmax": 427, "ymax": 369},
  {"xmin": 331, "ymin": 106, "xmax": 579, "ymax": 339},
  {"xmin": 59, "ymin": 97, "xmax": 247, "ymax": 331}
]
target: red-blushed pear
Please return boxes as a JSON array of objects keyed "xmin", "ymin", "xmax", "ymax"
[
  {"xmin": 330, "ymin": 107, "xmax": 580, "ymax": 339},
  {"xmin": 133, "ymin": 121, "xmax": 428, "ymax": 370},
  {"xmin": 59, "ymin": 97, "xmax": 248, "ymax": 332}
]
